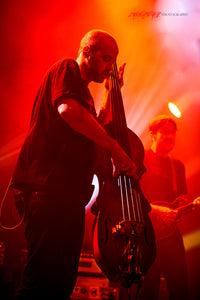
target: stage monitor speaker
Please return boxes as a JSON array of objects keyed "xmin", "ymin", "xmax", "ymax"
[{"xmin": 70, "ymin": 252, "xmax": 119, "ymax": 300}]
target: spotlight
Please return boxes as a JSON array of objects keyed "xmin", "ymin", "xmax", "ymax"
[{"xmin": 168, "ymin": 102, "xmax": 181, "ymax": 118}]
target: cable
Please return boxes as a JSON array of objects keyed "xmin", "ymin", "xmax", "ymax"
[
  {"xmin": 135, "ymin": 279, "xmax": 143, "ymax": 300},
  {"xmin": 125, "ymin": 279, "xmax": 143, "ymax": 300},
  {"xmin": 0, "ymin": 177, "xmax": 25, "ymax": 230},
  {"xmin": 127, "ymin": 287, "xmax": 133, "ymax": 300}
]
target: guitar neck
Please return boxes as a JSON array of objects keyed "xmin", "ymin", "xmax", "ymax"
[{"xmin": 178, "ymin": 203, "xmax": 195, "ymax": 215}]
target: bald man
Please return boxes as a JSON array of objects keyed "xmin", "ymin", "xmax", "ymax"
[{"xmin": 12, "ymin": 30, "xmax": 137, "ymax": 299}]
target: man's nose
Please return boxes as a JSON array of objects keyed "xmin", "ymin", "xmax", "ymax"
[{"xmin": 168, "ymin": 132, "xmax": 176, "ymax": 137}]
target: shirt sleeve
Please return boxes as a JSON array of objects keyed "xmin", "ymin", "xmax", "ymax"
[{"xmin": 50, "ymin": 59, "xmax": 82, "ymax": 108}]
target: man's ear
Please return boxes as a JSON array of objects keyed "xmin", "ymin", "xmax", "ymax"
[
  {"xmin": 83, "ymin": 46, "xmax": 91, "ymax": 58},
  {"xmin": 150, "ymin": 131, "xmax": 156, "ymax": 142}
]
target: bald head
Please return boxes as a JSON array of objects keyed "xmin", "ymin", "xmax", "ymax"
[
  {"xmin": 76, "ymin": 29, "xmax": 119, "ymax": 83},
  {"xmin": 78, "ymin": 29, "xmax": 119, "ymax": 56}
]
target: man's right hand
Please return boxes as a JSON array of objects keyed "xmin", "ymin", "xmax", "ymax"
[{"xmin": 110, "ymin": 139, "xmax": 138, "ymax": 179}]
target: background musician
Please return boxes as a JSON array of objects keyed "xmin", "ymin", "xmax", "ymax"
[{"xmin": 138, "ymin": 115, "xmax": 189, "ymax": 300}]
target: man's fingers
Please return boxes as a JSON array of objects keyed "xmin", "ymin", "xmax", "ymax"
[
  {"xmin": 118, "ymin": 63, "xmax": 126, "ymax": 87},
  {"xmin": 125, "ymin": 165, "xmax": 138, "ymax": 179},
  {"xmin": 116, "ymin": 162, "xmax": 138, "ymax": 179}
]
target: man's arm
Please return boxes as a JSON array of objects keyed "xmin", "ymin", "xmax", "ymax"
[
  {"xmin": 57, "ymin": 98, "xmax": 137, "ymax": 178},
  {"xmin": 150, "ymin": 203, "xmax": 178, "ymax": 224}
]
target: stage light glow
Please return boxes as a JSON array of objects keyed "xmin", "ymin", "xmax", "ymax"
[
  {"xmin": 85, "ymin": 175, "xmax": 99, "ymax": 210},
  {"xmin": 168, "ymin": 102, "xmax": 181, "ymax": 118},
  {"xmin": 183, "ymin": 229, "xmax": 200, "ymax": 251}
]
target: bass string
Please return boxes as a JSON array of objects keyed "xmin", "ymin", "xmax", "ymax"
[
  {"xmin": 111, "ymin": 63, "xmax": 130, "ymax": 155},
  {"xmin": 110, "ymin": 64, "xmax": 134, "ymax": 221},
  {"xmin": 118, "ymin": 175, "xmax": 126, "ymax": 220},
  {"xmin": 121, "ymin": 174, "xmax": 144, "ymax": 224},
  {"xmin": 118, "ymin": 175, "xmax": 132, "ymax": 221},
  {"xmin": 117, "ymin": 173, "xmax": 142, "ymax": 223},
  {"xmin": 131, "ymin": 181, "xmax": 144, "ymax": 224},
  {"xmin": 110, "ymin": 62, "xmax": 144, "ymax": 224},
  {"xmin": 125, "ymin": 171, "xmax": 144, "ymax": 224}
]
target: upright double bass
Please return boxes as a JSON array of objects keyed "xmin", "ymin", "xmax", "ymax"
[{"xmin": 92, "ymin": 62, "xmax": 156, "ymax": 288}]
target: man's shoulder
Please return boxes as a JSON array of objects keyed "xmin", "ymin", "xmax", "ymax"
[
  {"xmin": 49, "ymin": 58, "xmax": 78, "ymax": 72},
  {"xmin": 171, "ymin": 157, "xmax": 185, "ymax": 169}
]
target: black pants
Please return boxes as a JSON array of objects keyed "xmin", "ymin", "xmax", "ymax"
[
  {"xmin": 15, "ymin": 191, "xmax": 85, "ymax": 299},
  {"xmin": 138, "ymin": 229, "xmax": 189, "ymax": 300}
]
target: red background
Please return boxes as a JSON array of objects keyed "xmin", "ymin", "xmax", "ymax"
[{"xmin": 0, "ymin": 1, "xmax": 199, "ymax": 298}]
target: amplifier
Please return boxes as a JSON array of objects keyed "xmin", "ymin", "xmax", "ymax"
[
  {"xmin": 77, "ymin": 252, "xmax": 105, "ymax": 276},
  {"xmin": 71, "ymin": 280, "xmax": 119, "ymax": 300},
  {"xmin": 70, "ymin": 252, "xmax": 119, "ymax": 300}
]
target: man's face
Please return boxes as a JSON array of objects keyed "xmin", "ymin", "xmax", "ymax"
[
  {"xmin": 153, "ymin": 122, "xmax": 177, "ymax": 154},
  {"xmin": 86, "ymin": 38, "xmax": 118, "ymax": 83}
]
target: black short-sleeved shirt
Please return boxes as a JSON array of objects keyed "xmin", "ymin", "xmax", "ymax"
[
  {"xmin": 140, "ymin": 149, "xmax": 187, "ymax": 204},
  {"xmin": 12, "ymin": 59, "xmax": 96, "ymax": 195}
]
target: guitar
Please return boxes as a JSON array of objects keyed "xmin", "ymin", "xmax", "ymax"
[{"xmin": 150, "ymin": 197, "xmax": 200, "ymax": 240}]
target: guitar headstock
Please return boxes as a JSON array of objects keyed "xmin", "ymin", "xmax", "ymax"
[
  {"xmin": 173, "ymin": 194, "xmax": 190, "ymax": 209},
  {"xmin": 193, "ymin": 197, "xmax": 200, "ymax": 208}
]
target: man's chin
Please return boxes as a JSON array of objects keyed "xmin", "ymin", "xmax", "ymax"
[
  {"xmin": 166, "ymin": 144, "xmax": 174, "ymax": 152},
  {"xmin": 96, "ymin": 77, "xmax": 104, "ymax": 83}
]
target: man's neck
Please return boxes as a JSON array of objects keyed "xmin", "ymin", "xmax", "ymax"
[
  {"xmin": 151, "ymin": 145, "xmax": 169, "ymax": 158},
  {"xmin": 76, "ymin": 57, "xmax": 90, "ymax": 84}
]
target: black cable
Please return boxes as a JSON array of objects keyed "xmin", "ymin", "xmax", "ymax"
[
  {"xmin": 135, "ymin": 279, "xmax": 143, "ymax": 300},
  {"xmin": 126, "ymin": 279, "xmax": 143, "ymax": 300}
]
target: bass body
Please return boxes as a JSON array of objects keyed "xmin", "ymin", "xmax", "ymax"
[{"xmin": 93, "ymin": 128, "xmax": 156, "ymax": 286}]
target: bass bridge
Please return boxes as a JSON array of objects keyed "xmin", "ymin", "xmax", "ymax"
[{"xmin": 112, "ymin": 220, "xmax": 144, "ymax": 238}]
